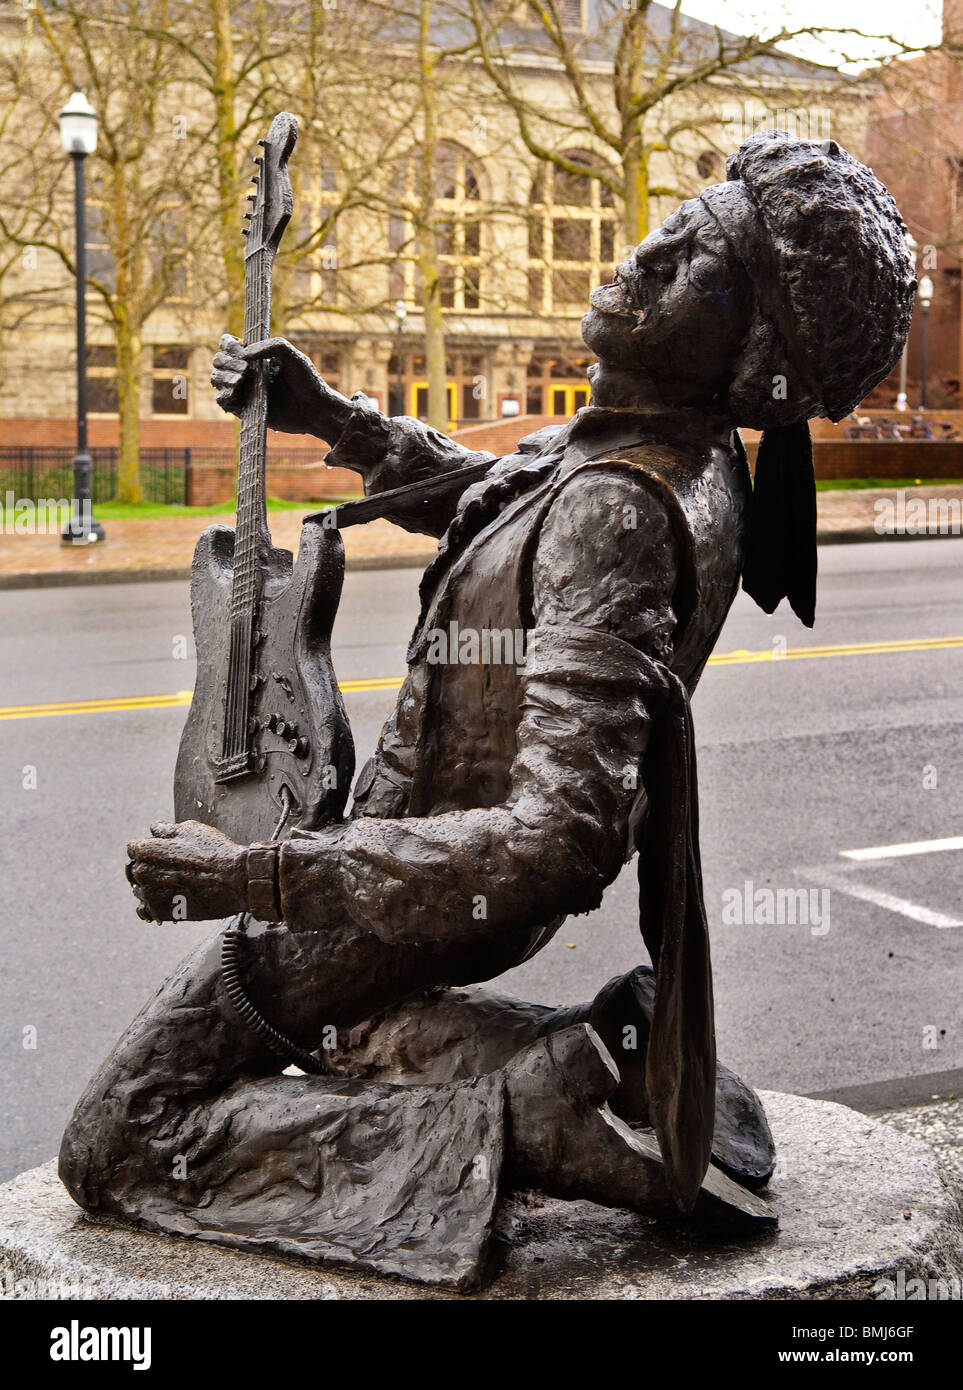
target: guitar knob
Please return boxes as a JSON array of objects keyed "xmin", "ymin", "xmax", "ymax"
[
  {"xmin": 276, "ymin": 719, "xmax": 289, "ymax": 737},
  {"xmin": 288, "ymin": 737, "xmax": 309, "ymax": 758},
  {"xmin": 255, "ymin": 755, "xmax": 266, "ymax": 774}
]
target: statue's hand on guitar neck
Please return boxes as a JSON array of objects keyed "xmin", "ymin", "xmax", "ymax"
[{"xmin": 211, "ymin": 333, "xmax": 353, "ymax": 445}]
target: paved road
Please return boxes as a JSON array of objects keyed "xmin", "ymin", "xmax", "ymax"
[{"xmin": 1, "ymin": 539, "xmax": 961, "ymax": 1180}]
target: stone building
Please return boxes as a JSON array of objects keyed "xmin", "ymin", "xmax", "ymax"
[{"xmin": 0, "ymin": 2, "xmax": 869, "ymax": 457}]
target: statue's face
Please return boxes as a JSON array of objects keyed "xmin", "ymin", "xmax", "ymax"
[{"xmin": 581, "ymin": 197, "xmax": 753, "ymax": 406}]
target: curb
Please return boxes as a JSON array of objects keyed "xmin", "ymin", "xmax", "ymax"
[
  {"xmin": 0, "ymin": 528, "xmax": 959, "ymax": 590},
  {"xmin": 0, "ymin": 551, "xmax": 438, "ymax": 590}
]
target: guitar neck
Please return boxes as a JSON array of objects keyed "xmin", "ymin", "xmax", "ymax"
[
  {"xmin": 219, "ymin": 244, "xmax": 273, "ymax": 773},
  {"xmin": 232, "ymin": 245, "xmax": 273, "ymax": 620}
]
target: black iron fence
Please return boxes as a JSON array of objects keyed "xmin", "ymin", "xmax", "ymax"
[{"xmin": 0, "ymin": 446, "xmax": 330, "ymax": 506}]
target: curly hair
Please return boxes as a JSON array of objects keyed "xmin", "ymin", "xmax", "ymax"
[{"xmin": 713, "ymin": 131, "xmax": 917, "ymax": 429}]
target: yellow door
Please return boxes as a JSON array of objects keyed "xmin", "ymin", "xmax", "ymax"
[
  {"xmin": 549, "ymin": 385, "xmax": 590, "ymax": 416},
  {"xmin": 412, "ymin": 382, "xmax": 457, "ymax": 429}
]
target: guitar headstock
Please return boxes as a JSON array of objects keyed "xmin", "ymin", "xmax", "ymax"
[{"xmin": 243, "ymin": 112, "xmax": 298, "ymax": 259}]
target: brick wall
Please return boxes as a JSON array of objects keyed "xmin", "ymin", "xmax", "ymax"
[
  {"xmin": 453, "ymin": 414, "xmax": 559, "ymax": 454},
  {"xmin": 742, "ymin": 439, "xmax": 963, "ymax": 479},
  {"xmin": 6, "ymin": 411, "xmax": 963, "ymax": 494},
  {"xmin": 0, "ymin": 416, "xmax": 326, "ymax": 454},
  {"xmin": 187, "ymin": 462, "xmax": 362, "ymax": 507}
]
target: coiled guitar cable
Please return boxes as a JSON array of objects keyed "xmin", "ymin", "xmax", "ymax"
[{"xmin": 220, "ymin": 788, "xmax": 326, "ymax": 1075}]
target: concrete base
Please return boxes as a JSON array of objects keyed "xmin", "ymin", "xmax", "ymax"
[{"xmin": 1, "ymin": 1092, "xmax": 961, "ymax": 1300}]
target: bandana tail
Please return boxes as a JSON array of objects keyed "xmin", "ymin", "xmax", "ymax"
[{"xmin": 741, "ymin": 420, "xmax": 817, "ymax": 629}]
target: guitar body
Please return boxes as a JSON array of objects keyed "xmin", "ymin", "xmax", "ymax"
[{"xmin": 175, "ymin": 519, "xmax": 354, "ymax": 843}]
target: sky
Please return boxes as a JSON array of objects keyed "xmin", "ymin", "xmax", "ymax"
[{"xmin": 679, "ymin": 0, "xmax": 944, "ymax": 64}]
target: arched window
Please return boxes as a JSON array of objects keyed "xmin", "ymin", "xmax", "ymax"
[
  {"xmin": 527, "ymin": 151, "xmax": 618, "ymax": 314},
  {"xmin": 388, "ymin": 143, "xmax": 484, "ymax": 312},
  {"xmin": 289, "ymin": 164, "xmax": 339, "ymax": 309}
]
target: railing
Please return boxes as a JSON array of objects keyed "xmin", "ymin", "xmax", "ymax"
[{"xmin": 0, "ymin": 446, "xmax": 331, "ymax": 506}]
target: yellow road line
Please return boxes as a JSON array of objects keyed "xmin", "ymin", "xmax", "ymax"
[
  {"xmin": 708, "ymin": 635, "xmax": 963, "ymax": 665},
  {"xmin": 0, "ymin": 635, "xmax": 961, "ymax": 721}
]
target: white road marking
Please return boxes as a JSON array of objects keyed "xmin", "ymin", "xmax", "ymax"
[
  {"xmin": 841, "ymin": 836, "xmax": 963, "ymax": 862},
  {"xmin": 799, "ymin": 866, "xmax": 963, "ymax": 929}
]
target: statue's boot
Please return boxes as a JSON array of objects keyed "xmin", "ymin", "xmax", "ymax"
[
  {"xmin": 584, "ymin": 965, "xmax": 776, "ymax": 1190},
  {"xmin": 502, "ymin": 1023, "xmax": 776, "ymax": 1233}
]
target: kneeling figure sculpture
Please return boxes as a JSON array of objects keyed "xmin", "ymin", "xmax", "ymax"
[{"xmin": 59, "ymin": 118, "xmax": 915, "ymax": 1292}]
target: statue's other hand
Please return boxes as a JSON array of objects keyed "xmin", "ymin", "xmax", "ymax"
[
  {"xmin": 126, "ymin": 820, "xmax": 247, "ymax": 923},
  {"xmin": 211, "ymin": 333, "xmax": 332, "ymax": 436}
]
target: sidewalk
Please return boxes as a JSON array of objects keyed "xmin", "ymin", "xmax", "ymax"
[
  {"xmin": 1, "ymin": 484, "xmax": 961, "ymax": 589},
  {"xmin": 0, "ymin": 509, "xmax": 435, "ymax": 588}
]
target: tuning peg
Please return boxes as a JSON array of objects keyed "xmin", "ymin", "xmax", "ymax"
[
  {"xmin": 257, "ymin": 138, "xmax": 266, "ymax": 147},
  {"xmin": 250, "ymin": 175, "xmax": 259, "ymax": 185},
  {"xmin": 253, "ymin": 155, "xmax": 263, "ymax": 166},
  {"xmin": 241, "ymin": 228, "xmax": 249, "ymax": 238},
  {"xmin": 246, "ymin": 191, "xmax": 257, "ymax": 201}
]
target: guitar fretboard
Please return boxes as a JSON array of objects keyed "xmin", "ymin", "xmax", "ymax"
[{"xmin": 221, "ymin": 234, "xmax": 272, "ymax": 771}]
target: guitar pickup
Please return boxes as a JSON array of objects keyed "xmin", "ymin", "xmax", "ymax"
[{"xmin": 214, "ymin": 752, "xmax": 252, "ymax": 783}]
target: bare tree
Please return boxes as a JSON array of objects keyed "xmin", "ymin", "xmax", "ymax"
[
  {"xmin": 0, "ymin": 1, "xmax": 219, "ymax": 502},
  {"xmin": 464, "ymin": 1, "xmax": 937, "ymax": 248}
]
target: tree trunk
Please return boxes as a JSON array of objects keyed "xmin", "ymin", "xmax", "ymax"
[
  {"xmin": 115, "ymin": 316, "xmax": 143, "ymax": 505},
  {"xmin": 210, "ymin": 0, "xmax": 244, "ymax": 339},
  {"xmin": 417, "ymin": 0, "xmax": 448, "ymax": 432},
  {"xmin": 622, "ymin": 138, "xmax": 650, "ymax": 249}
]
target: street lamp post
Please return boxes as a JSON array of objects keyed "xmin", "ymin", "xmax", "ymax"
[
  {"xmin": 918, "ymin": 274, "xmax": 934, "ymax": 411},
  {"xmin": 59, "ymin": 91, "xmax": 105, "ymax": 544},
  {"xmin": 393, "ymin": 299, "xmax": 407, "ymax": 416},
  {"xmin": 896, "ymin": 233, "xmax": 918, "ymax": 411}
]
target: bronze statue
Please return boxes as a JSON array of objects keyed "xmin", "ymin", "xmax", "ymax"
[{"xmin": 59, "ymin": 127, "xmax": 915, "ymax": 1292}]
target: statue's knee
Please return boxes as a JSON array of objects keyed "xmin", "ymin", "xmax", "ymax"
[
  {"xmin": 58, "ymin": 1109, "xmax": 100, "ymax": 1210},
  {"xmin": 58, "ymin": 1085, "xmax": 129, "ymax": 1211}
]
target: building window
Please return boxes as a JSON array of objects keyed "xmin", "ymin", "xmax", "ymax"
[
  {"xmin": 395, "ymin": 350, "xmax": 487, "ymax": 425},
  {"xmin": 154, "ymin": 200, "xmax": 191, "ymax": 303},
  {"xmin": 151, "ymin": 346, "xmax": 190, "ymax": 415},
  {"xmin": 525, "ymin": 353, "xmax": 594, "ymax": 416},
  {"xmin": 522, "ymin": 0, "xmax": 583, "ymax": 26},
  {"xmin": 558, "ymin": 0, "xmax": 584, "ymax": 26},
  {"xmin": 388, "ymin": 144, "xmax": 484, "ymax": 312},
  {"xmin": 289, "ymin": 166, "xmax": 339, "ymax": 308},
  {"xmin": 86, "ymin": 344, "xmax": 117, "ymax": 414},
  {"xmin": 527, "ymin": 151, "xmax": 618, "ymax": 314},
  {"xmin": 85, "ymin": 205, "xmax": 116, "ymax": 292},
  {"xmin": 298, "ymin": 345, "xmax": 341, "ymax": 392}
]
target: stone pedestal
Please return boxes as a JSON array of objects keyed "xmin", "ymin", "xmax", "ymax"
[{"xmin": 1, "ymin": 1092, "xmax": 960, "ymax": 1300}]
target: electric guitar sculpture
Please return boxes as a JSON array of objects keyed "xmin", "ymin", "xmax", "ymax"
[{"xmin": 174, "ymin": 112, "xmax": 354, "ymax": 845}]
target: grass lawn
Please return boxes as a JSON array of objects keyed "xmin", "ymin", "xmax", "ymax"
[
  {"xmin": 29, "ymin": 495, "xmax": 361, "ymax": 523},
  {"xmin": 17, "ymin": 481, "xmax": 963, "ymax": 529},
  {"xmin": 814, "ymin": 478, "xmax": 963, "ymax": 490}
]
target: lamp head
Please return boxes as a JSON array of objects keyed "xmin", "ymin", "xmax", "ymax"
[
  {"xmin": 918, "ymin": 274, "xmax": 934, "ymax": 307},
  {"xmin": 59, "ymin": 91, "xmax": 97, "ymax": 156}
]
